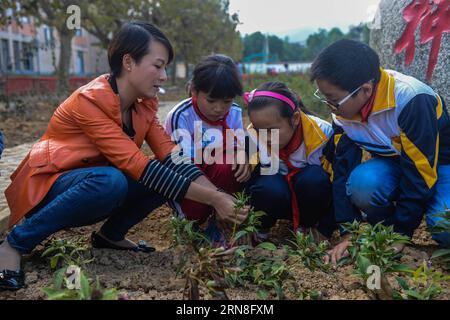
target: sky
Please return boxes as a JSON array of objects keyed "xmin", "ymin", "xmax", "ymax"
[{"xmin": 228, "ymin": 0, "xmax": 382, "ymax": 39}]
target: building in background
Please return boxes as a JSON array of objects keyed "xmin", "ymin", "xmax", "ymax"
[
  {"xmin": 0, "ymin": 17, "xmax": 109, "ymax": 76},
  {"xmin": 0, "ymin": 17, "xmax": 109, "ymax": 96}
]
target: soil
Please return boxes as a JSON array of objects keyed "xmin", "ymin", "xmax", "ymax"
[
  {"xmin": 0, "ymin": 97, "xmax": 449, "ymax": 300},
  {"xmin": 0, "ymin": 207, "xmax": 448, "ymax": 300}
]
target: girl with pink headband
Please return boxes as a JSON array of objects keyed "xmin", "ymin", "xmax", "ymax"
[{"xmin": 244, "ymin": 81, "xmax": 337, "ymax": 240}]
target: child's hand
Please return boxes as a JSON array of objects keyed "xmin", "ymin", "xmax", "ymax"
[
  {"xmin": 324, "ymin": 234, "xmax": 352, "ymax": 265},
  {"xmin": 232, "ymin": 163, "xmax": 252, "ymax": 183}
]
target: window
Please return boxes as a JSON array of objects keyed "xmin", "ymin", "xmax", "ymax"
[
  {"xmin": 22, "ymin": 42, "xmax": 34, "ymax": 72},
  {"xmin": 44, "ymin": 26, "xmax": 54, "ymax": 47},
  {"xmin": 76, "ymin": 51, "xmax": 85, "ymax": 75},
  {"xmin": 13, "ymin": 40, "xmax": 21, "ymax": 71},
  {"xmin": 0, "ymin": 39, "xmax": 11, "ymax": 72}
]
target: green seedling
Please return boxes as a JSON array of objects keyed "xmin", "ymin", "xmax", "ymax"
[
  {"xmin": 41, "ymin": 237, "xmax": 94, "ymax": 269},
  {"xmin": 340, "ymin": 221, "xmax": 411, "ymax": 299},
  {"xmin": 42, "ymin": 265, "xmax": 125, "ymax": 300},
  {"xmin": 285, "ymin": 230, "xmax": 331, "ymax": 272},
  {"xmin": 394, "ymin": 260, "xmax": 450, "ymax": 300}
]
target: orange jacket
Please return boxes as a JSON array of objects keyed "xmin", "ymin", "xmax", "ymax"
[{"xmin": 5, "ymin": 75, "xmax": 175, "ymax": 227}]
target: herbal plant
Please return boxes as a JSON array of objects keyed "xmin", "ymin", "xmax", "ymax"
[
  {"xmin": 285, "ymin": 230, "xmax": 331, "ymax": 272},
  {"xmin": 171, "ymin": 216, "xmax": 211, "ymax": 250},
  {"xmin": 428, "ymin": 208, "xmax": 450, "ymax": 268},
  {"xmin": 225, "ymin": 242, "xmax": 297, "ymax": 300},
  {"xmin": 340, "ymin": 221, "xmax": 411, "ymax": 299},
  {"xmin": 394, "ymin": 261, "xmax": 450, "ymax": 300},
  {"xmin": 184, "ymin": 246, "xmax": 239, "ymax": 300},
  {"xmin": 228, "ymin": 192, "xmax": 266, "ymax": 247},
  {"xmin": 41, "ymin": 237, "xmax": 94, "ymax": 269},
  {"xmin": 171, "ymin": 216, "xmax": 236, "ymax": 300},
  {"xmin": 42, "ymin": 265, "xmax": 125, "ymax": 300}
]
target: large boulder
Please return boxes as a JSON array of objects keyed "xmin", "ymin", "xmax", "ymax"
[{"xmin": 370, "ymin": 0, "xmax": 449, "ymax": 109}]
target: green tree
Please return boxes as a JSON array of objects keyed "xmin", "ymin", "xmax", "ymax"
[
  {"xmin": 243, "ymin": 32, "xmax": 265, "ymax": 59},
  {"xmin": 156, "ymin": 0, "xmax": 242, "ymax": 82},
  {"xmin": 80, "ymin": 0, "xmax": 157, "ymax": 49}
]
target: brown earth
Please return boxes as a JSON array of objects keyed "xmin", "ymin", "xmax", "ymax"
[
  {"xmin": 0, "ymin": 207, "xmax": 448, "ymax": 300},
  {"xmin": 0, "ymin": 97, "xmax": 449, "ymax": 300}
]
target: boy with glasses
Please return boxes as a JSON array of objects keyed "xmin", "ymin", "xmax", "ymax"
[{"xmin": 310, "ymin": 39, "xmax": 450, "ymax": 265}]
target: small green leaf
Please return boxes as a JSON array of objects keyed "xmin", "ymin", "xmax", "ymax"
[
  {"xmin": 233, "ymin": 230, "xmax": 248, "ymax": 242},
  {"xmin": 54, "ymin": 267, "xmax": 66, "ymax": 288},
  {"xmin": 357, "ymin": 255, "xmax": 372, "ymax": 275},
  {"xmin": 431, "ymin": 249, "xmax": 450, "ymax": 259},
  {"xmin": 405, "ymin": 290, "xmax": 423, "ymax": 300},
  {"xmin": 257, "ymin": 242, "xmax": 277, "ymax": 251},
  {"xmin": 396, "ymin": 276, "xmax": 410, "ymax": 290},
  {"xmin": 50, "ymin": 256, "xmax": 59, "ymax": 269},
  {"xmin": 79, "ymin": 272, "xmax": 91, "ymax": 300},
  {"xmin": 257, "ymin": 289, "xmax": 269, "ymax": 299},
  {"xmin": 390, "ymin": 264, "xmax": 414, "ymax": 274}
]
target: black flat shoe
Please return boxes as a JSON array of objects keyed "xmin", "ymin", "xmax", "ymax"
[
  {"xmin": 91, "ymin": 232, "xmax": 155, "ymax": 253},
  {"xmin": 0, "ymin": 269, "xmax": 25, "ymax": 291}
]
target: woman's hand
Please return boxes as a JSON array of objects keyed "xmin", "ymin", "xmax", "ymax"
[
  {"xmin": 232, "ymin": 163, "xmax": 252, "ymax": 183},
  {"xmin": 211, "ymin": 192, "xmax": 249, "ymax": 225}
]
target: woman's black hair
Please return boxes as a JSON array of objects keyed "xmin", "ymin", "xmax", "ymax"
[
  {"xmin": 247, "ymin": 82, "xmax": 311, "ymax": 119},
  {"xmin": 108, "ymin": 21, "xmax": 174, "ymax": 77},
  {"xmin": 310, "ymin": 39, "xmax": 381, "ymax": 92},
  {"xmin": 191, "ymin": 54, "xmax": 243, "ymax": 99}
]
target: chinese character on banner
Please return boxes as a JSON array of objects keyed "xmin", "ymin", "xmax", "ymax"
[{"xmin": 394, "ymin": 0, "xmax": 450, "ymax": 82}]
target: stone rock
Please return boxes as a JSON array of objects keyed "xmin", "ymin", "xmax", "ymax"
[
  {"xmin": 26, "ymin": 271, "xmax": 39, "ymax": 284},
  {"xmin": 370, "ymin": 0, "xmax": 449, "ymax": 109}
]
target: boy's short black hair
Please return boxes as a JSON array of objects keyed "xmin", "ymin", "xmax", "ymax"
[
  {"xmin": 310, "ymin": 39, "xmax": 381, "ymax": 92},
  {"xmin": 191, "ymin": 54, "xmax": 243, "ymax": 99}
]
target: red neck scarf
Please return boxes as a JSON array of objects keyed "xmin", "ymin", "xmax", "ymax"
[
  {"xmin": 360, "ymin": 84, "xmax": 378, "ymax": 122},
  {"xmin": 279, "ymin": 123, "xmax": 303, "ymax": 232},
  {"xmin": 192, "ymin": 96, "xmax": 232, "ymax": 152}
]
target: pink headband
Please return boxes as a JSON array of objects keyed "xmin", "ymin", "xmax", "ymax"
[{"xmin": 244, "ymin": 90, "xmax": 297, "ymax": 111}]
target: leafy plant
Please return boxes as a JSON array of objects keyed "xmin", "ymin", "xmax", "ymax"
[
  {"xmin": 393, "ymin": 261, "xmax": 450, "ymax": 300},
  {"xmin": 428, "ymin": 209, "xmax": 450, "ymax": 268},
  {"xmin": 340, "ymin": 221, "xmax": 411, "ymax": 299},
  {"xmin": 170, "ymin": 216, "xmax": 211, "ymax": 250},
  {"xmin": 225, "ymin": 242, "xmax": 297, "ymax": 300},
  {"xmin": 183, "ymin": 246, "xmax": 240, "ymax": 300},
  {"xmin": 42, "ymin": 265, "xmax": 125, "ymax": 300},
  {"xmin": 228, "ymin": 192, "xmax": 266, "ymax": 247},
  {"xmin": 171, "ymin": 216, "xmax": 237, "ymax": 300},
  {"xmin": 41, "ymin": 237, "xmax": 94, "ymax": 269},
  {"xmin": 285, "ymin": 230, "xmax": 330, "ymax": 272},
  {"xmin": 296, "ymin": 289, "xmax": 323, "ymax": 300}
]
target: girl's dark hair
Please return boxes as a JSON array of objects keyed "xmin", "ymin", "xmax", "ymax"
[
  {"xmin": 191, "ymin": 54, "xmax": 243, "ymax": 99},
  {"xmin": 108, "ymin": 21, "xmax": 174, "ymax": 77},
  {"xmin": 247, "ymin": 82, "xmax": 311, "ymax": 119}
]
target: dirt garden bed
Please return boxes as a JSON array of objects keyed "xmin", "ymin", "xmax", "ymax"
[
  {"xmin": 0, "ymin": 97, "xmax": 449, "ymax": 301},
  {"xmin": 0, "ymin": 206, "xmax": 448, "ymax": 300}
]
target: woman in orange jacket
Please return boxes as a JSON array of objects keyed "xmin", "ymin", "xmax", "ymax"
[{"xmin": 0, "ymin": 22, "xmax": 248, "ymax": 291}]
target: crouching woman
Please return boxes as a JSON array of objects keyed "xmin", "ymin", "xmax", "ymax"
[{"xmin": 0, "ymin": 22, "xmax": 247, "ymax": 291}]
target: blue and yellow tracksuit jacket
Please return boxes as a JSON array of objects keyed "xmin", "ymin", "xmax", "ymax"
[{"xmin": 325, "ymin": 68, "xmax": 450, "ymax": 237}]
